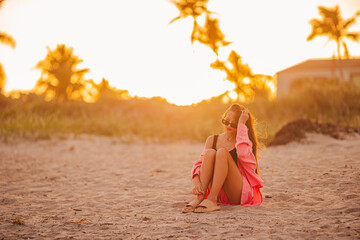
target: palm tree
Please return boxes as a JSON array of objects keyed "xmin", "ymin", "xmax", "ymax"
[
  {"xmin": 211, "ymin": 50, "xmax": 274, "ymax": 101},
  {"xmin": 95, "ymin": 78, "xmax": 130, "ymax": 103},
  {"xmin": 34, "ymin": 44, "xmax": 93, "ymax": 101},
  {"xmin": 0, "ymin": 33, "xmax": 16, "ymax": 94},
  {"xmin": 307, "ymin": 5, "xmax": 360, "ymax": 59},
  {"xmin": 211, "ymin": 50, "xmax": 253, "ymax": 101},
  {"xmin": 0, "ymin": 0, "xmax": 16, "ymax": 94}
]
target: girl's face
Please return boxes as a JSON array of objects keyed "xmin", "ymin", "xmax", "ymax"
[{"xmin": 223, "ymin": 111, "xmax": 238, "ymax": 133}]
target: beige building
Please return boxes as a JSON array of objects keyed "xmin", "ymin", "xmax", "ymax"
[{"xmin": 276, "ymin": 58, "xmax": 360, "ymax": 97}]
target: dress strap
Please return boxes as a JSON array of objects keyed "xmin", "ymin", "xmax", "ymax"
[{"xmin": 212, "ymin": 135, "xmax": 218, "ymax": 150}]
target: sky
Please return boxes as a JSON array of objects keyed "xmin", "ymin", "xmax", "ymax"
[{"xmin": 0, "ymin": 0, "xmax": 359, "ymax": 105}]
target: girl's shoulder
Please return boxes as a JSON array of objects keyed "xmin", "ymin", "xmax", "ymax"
[{"xmin": 204, "ymin": 135, "xmax": 215, "ymax": 149}]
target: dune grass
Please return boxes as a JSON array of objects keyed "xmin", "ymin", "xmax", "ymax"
[{"xmin": 1, "ymin": 80, "xmax": 359, "ymax": 144}]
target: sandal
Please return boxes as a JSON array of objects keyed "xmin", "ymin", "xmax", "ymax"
[
  {"xmin": 193, "ymin": 199, "xmax": 221, "ymax": 213},
  {"xmin": 182, "ymin": 197, "xmax": 204, "ymax": 213}
]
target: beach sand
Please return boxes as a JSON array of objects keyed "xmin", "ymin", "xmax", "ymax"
[{"xmin": 1, "ymin": 133, "xmax": 360, "ymax": 239}]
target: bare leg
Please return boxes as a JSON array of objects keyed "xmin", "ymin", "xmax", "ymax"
[
  {"xmin": 199, "ymin": 149, "xmax": 216, "ymax": 193},
  {"xmin": 183, "ymin": 149, "xmax": 216, "ymax": 212},
  {"xmin": 206, "ymin": 148, "xmax": 243, "ymax": 205}
]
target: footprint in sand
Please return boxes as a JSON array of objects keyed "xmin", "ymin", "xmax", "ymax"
[
  {"xmin": 310, "ymin": 197, "xmax": 324, "ymax": 201},
  {"xmin": 344, "ymin": 208, "xmax": 360, "ymax": 214},
  {"xmin": 344, "ymin": 194, "xmax": 359, "ymax": 200},
  {"xmin": 301, "ymin": 201, "xmax": 320, "ymax": 207}
]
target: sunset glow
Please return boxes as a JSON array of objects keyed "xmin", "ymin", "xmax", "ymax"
[{"xmin": 0, "ymin": 0, "xmax": 359, "ymax": 105}]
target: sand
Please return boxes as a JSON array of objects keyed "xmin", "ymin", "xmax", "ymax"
[{"xmin": 1, "ymin": 133, "xmax": 360, "ymax": 239}]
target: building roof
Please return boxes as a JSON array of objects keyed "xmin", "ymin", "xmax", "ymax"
[{"xmin": 277, "ymin": 58, "xmax": 360, "ymax": 74}]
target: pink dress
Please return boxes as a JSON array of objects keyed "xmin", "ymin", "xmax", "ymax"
[{"xmin": 191, "ymin": 123, "xmax": 263, "ymax": 206}]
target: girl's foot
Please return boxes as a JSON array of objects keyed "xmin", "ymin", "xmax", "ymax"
[
  {"xmin": 193, "ymin": 199, "xmax": 221, "ymax": 213},
  {"xmin": 182, "ymin": 194, "xmax": 205, "ymax": 213},
  {"xmin": 193, "ymin": 195, "xmax": 219, "ymax": 213}
]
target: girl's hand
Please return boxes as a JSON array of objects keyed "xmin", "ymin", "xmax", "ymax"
[
  {"xmin": 239, "ymin": 110, "xmax": 249, "ymax": 124},
  {"xmin": 192, "ymin": 181, "xmax": 204, "ymax": 196}
]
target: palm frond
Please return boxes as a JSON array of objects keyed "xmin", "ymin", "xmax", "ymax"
[
  {"xmin": 0, "ymin": 32, "xmax": 16, "ymax": 48},
  {"xmin": 318, "ymin": 5, "xmax": 341, "ymax": 24},
  {"xmin": 190, "ymin": 16, "xmax": 231, "ymax": 55},
  {"xmin": 169, "ymin": 15, "xmax": 181, "ymax": 24},
  {"xmin": 307, "ymin": 19, "xmax": 322, "ymax": 41},
  {"xmin": 345, "ymin": 32, "xmax": 360, "ymax": 42},
  {"xmin": 343, "ymin": 16, "xmax": 357, "ymax": 30},
  {"xmin": 169, "ymin": 0, "xmax": 208, "ymax": 20},
  {"xmin": 74, "ymin": 68, "xmax": 90, "ymax": 76}
]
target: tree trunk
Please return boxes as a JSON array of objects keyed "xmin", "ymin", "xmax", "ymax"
[{"xmin": 337, "ymin": 40, "xmax": 344, "ymax": 82}]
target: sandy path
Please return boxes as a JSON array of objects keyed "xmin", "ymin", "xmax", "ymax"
[{"xmin": 1, "ymin": 133, "xmax": 359, "ymax": 239}]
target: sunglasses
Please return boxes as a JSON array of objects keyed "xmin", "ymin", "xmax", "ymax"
[{"xmin": 222, "ymin": 118, "xmax": 238, "ymax": 128}]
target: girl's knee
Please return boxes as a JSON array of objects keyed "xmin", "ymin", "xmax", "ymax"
[
  {"xmin": 216, "ymin": 148, "xmax": 228, "ymax": 157},
  {"xmin": 215, "ymin": 148, "xmax": 229, "ymax": 163},
  {"xmin": 204, "ymin": 148, "xmax": 216, "ymax": 158}
]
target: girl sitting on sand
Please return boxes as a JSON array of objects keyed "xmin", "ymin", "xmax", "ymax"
[{"xmin": 182, "ymin": 103, "xmax": 263, "ymax": 213}]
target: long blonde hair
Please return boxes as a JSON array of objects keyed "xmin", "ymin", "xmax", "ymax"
[{"xmin": 223, "ymin": 103, "xmax": 260, "ymax": 175}]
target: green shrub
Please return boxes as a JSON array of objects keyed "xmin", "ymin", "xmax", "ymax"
[{"xmin": 1, "ymin": 80, "xmax": 359, "ymax": 144}]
